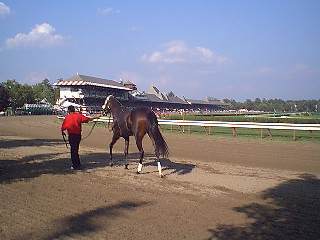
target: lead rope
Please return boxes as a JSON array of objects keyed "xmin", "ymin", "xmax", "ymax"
[
  {"xmin": 82, "ymin": 120, "xmax": 97, "ymax": 140},
  {"xmin": 104, "ymin": 111, "xmax": 113, "ymax": 132}
]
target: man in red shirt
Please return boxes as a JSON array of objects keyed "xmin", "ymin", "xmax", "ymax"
[{"xmin": 61, "ymin": 105, "xmax": 97, "ymax": 170}]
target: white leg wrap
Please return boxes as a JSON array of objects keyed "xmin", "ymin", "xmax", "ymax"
[
  {"xmin": 137, "ymin": 163, "xmax": 143, "ymax": 173},
  {"xmin": 157, "ymin": 162, "xmax": 162, "ymax": 176}
]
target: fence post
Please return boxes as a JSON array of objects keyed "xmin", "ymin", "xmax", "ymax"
[
  {"xmin": 309, "ymin": 130, "xmax": 313, "ymax": 140},
  {"xmin": 203, "ymin": 126, "xmax": 208, "ymax": 135},
  {"xmin": 232, "ymin": 127, "xmax": 237, "ymax": 137},
  {"xmin": 267, "ymin": 128, "xmax": 272, "ymax": 139}
]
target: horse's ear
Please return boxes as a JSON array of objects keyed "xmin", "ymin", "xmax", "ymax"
[
  {"xmin": 107, "ymin": 95, "xmax": 115, "ymax": 101},
  {"xmin": 102, "ymin": 96, "xmax": 110, "ymax": 110}
]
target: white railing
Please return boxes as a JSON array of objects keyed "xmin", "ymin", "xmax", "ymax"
[
  {"xmin": 157, "ymin": 119, "xmax": 320, "ymax": 131},
  {"xmin": 156, "ymin": 119, "xmax": 320, "ymax": 140}
]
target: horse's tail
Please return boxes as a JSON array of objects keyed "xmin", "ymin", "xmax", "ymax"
[{"xmin": 148, "ymin": 111, "xmax": 169, "ymax": 158}]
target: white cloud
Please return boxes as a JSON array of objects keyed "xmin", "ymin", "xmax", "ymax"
[
  {"xmin": 142, "ymin": 40, "xmax": 228, "ymax": 64},
  {"xmin": 166, "ymin": 41, "xmax": 188, "ymax": 54},
  {"xmin": 0, "ymin": 2, "xmax": 10, "ymax": 16},
  {"xmin": 6, "ymin": 23, "xmax": 64, "ymax": 48},
  {"xmin": 97, "ymin": 7, "xmax": 120, "ymax": 16}
]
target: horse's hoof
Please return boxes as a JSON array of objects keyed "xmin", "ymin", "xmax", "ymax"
[
  {"xmin": 124, "ymin": 164, "xmax": 129, "ymax": 170},
  {"xmin": 136, "ymin": 171, "xmax": 141, "ymax": 174},
  {"xmin": 160, "ymin": 174, "xmax": 164, "ymax": 178},
  {"xmin": 110, "ymin": 162, "xmax": 114, "ymax": 167}
]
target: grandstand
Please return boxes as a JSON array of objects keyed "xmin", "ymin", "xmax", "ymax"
[
  {"xmin": 53, "ymin": 73, "xmax": 131, "ymax": 111},
  {"xmin": 53, "ymin": 73, "xmax": 227, "ymax": 112}
]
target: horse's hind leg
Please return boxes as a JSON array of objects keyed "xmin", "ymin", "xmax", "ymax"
[
  {"xmin": 109, "ymin": 134, "xmax": 120, "ymax": 167},
  {"xmin": 156, "ymin": 152, "xmax": 163, "ymax": 178},
  {"xmin": 155, "ymin": 150, "xmax": 163, "ymax": 177},
  {"xmin": 124, "ymin": 137, "xmax": 129, "ymax": 169},
  {"xmin": 148, "ymin": 132, "xmax": 163, "ymax": 178},
  {"xmin": 135, "ymin": 134, "xmax": 145, "ymax": 174}
]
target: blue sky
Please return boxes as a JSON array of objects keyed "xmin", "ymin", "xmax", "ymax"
[{"xmin": 0, "ymin": 0, "xmax": 319, "ymax": 100}]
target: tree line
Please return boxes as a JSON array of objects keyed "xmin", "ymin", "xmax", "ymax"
[
  {"xmin": 222, "ymin": 98, "xmax": 320, "ymax": 113},
  {"xmin": 0, "ymin": 79, "xmax": 59, "ymax": 111}
]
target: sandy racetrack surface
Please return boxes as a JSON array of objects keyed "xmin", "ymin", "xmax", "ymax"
[{"xmin": 1, "ymin": 116, "xmax": 320, "ymax": 239}]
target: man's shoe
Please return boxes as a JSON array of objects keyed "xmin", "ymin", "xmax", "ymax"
[{"xmin": 70, "ymin": 166, "xmax": 82, "ymax": 170}]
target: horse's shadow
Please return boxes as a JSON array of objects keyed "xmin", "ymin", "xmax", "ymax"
[
  {"xmin": 84, "ymin": 152, "xmax": 141, "ymax": 168},
  {"xmin": 88, "ymin": 152, "xmax": 196, "ymax": 176},
  {"xmin": 144, "ymin": 157, "xmax": 196, "ymax": 176}
]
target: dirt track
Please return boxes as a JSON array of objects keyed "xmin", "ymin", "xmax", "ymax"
[{"xmin": 1, "ymin": 116, "xmax": 320, "ymax": 239}]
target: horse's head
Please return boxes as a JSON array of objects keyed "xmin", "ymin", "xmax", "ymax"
[{"xmin": 102, "ymin": 95, "xmax": 114, "ymax": 114}]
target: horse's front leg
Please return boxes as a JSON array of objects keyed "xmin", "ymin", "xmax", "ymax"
[
  {"xmin": 124, "ymin": 136, "xmax": 129, "ymax": 169},
  {"xmin": 156, "ymin": 151, "xmax": 163, "ymax": 178},
  {"xmin": 109, "ymin": 133, "xmax": 120, "ymax": 167}
]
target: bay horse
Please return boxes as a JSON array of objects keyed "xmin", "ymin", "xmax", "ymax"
[{"xmin": 102, "ymin": 95, "xmax": 169, "ymax": 177}]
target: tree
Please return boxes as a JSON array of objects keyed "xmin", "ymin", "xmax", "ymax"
[
  {"xmin": 2, "ymin": 80, "xmax": 35, "ymax": 109},
  {"xmin": 244, "ymin": 99, "xmax": 254, "ymax": 110},
  {"xmin": 0, "ymin": 84, "xmax": 10, "ymax": 111},
  {"xmin": 33, "ymin": 79, "xmax": 55, "ymax": 104}
]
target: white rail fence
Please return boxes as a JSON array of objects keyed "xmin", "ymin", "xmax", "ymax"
[
  {"xmin": 157, "ymin": 119, "xmax": 320, "ymax": 140},
  {"xmin": 58, "ymin": 116, "xmax": 320, "ymax": 140}
]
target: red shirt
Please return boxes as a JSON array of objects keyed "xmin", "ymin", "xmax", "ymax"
[{"xmin": 61, "ymin": 112, "xmax": 90, "ymax": 135}]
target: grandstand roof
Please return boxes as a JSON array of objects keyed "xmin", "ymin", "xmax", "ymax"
[
  {"xmin": 133, "ymin": 86, "xmax": 226, "ymax": 106},
  {"xmin": 53, "ymin": 74, "xmax": 131, "ymax": 91},
  {"xmin": 145, "ymin": 94, "xmax": 167, "ymax": 102},
  {"xmin": 148, "ymin": 86, "xmax": 168, "ymax": 101},
  {"xmin": 185, "ymin": 98, "xmax": 228, "ymax": 106},
  {"xmin": 166, "ymin": 91, "xmax": 187, "ymax": 104}
]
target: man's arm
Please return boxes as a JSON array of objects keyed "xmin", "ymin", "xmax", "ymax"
[
  {"xmin": 80, "ymin": 114, "xmax": 100, "ymax": 123},
  {"xmin": 90, "ymin": 116, "xmax": 101, "ymax": 121}
]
